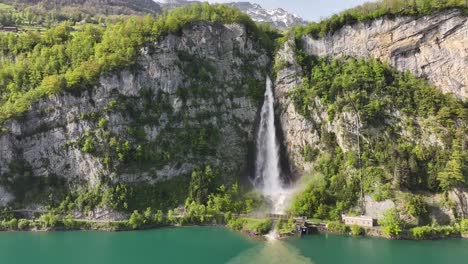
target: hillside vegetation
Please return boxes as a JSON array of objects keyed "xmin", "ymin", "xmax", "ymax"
[
  {"xmin": 288, "ymin": 54, "xmax": 467, "ymax": 225},
  {"xmin": 0, "ymin": 3, "xmax": 276, "ymax": 123},
  {"xmin": 0, "ymin": 0, "xmax": 161, "ymax": 27}
]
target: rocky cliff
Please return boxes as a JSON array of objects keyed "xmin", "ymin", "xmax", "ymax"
[
  {"xmin": 276, "ymin": 8, "xmax": 468, "ymax": 178},
  {"xmin": 302, "ymin": 9, "xmax": 467, "ymax": 100},
  {"xmin": 0, "ymin": 21, "xmax": 269, "ymax": 207},
  {"xmin": 274, "ymin": 40, "xmax": 311, "ymax": 174},
  {"xmin": 0, "ymin": 5, "xmax": 466, "ymax": 224},
  {"xmin": 274, "ymin": 10, "xmax": 467, "ymax": 223}
]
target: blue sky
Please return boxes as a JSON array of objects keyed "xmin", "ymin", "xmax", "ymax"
[{"xmin": 200, "ymin": 0, "xmax": 374, "ymax": 21}]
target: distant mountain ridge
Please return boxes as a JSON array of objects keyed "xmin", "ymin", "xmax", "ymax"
[
  {"xmin": 2, "ymin": 0, "xmax": 307, "ymax": 28},
  {"xmin": 2, "ymin": 0, "xmax": 162, "ymax": 15},
  {"xmin": 158, "ymin": 0, "xmax": 308, "ymax": 29},
  {"xmin": 228, "ymin": 1, "xmax": 307, "ymax": 29}
]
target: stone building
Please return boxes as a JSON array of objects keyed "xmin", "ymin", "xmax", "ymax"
[
  {"xmin": 342, "ymin": 215, "xmax": 375, "ymax": 228},
  {"xmin": 0, "ymin": 26, "xmax": 18, "ymax": 32}
]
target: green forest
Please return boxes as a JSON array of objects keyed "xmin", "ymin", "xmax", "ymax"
[{"xmin": 0, "ymin": 0, "xmax": 161, "ymax": 28}]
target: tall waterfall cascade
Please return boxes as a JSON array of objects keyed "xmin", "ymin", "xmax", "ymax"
[{"xmin": 254, "ymin": 76, "xmax": 291, "ymax": 214}]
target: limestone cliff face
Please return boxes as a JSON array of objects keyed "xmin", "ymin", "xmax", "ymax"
[
  {"xmin": 276, "ymin": 9, "xmax": 468, "ymax": 178},
  {"xmin": 275, "ymin": 41, "xmax": 363, "ymax": 176},
  {"xmin": 274, "ymin": 40, "xmax": 313, "ymax": 175},
  {"xmin": 302, "ymin": 9, "xmax": 467, "ymax": 100},
  {"xmin": 0, "ymin": 22, "xmax": 269, "ymax": 204},
  {"xmin": 274, "ymin": 11, "xmax": 468, "ymax": 222}
]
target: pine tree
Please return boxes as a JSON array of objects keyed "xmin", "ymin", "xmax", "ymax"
[
  {"xmin": 437, "ymin": 138, "xmax": 467, "ymax": 217},
  {"xmin": 437, "ymin": 140, "xmax": 464, "ymax": 191}
]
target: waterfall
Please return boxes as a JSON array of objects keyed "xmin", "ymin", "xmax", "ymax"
[{"xmin": 254, "ymin": 76, "xmax": 289, "ymax": 214}]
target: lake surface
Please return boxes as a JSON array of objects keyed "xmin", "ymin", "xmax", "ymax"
[{"xmin": 0, "ymin": 227, "xmax": 466, "ymax": 264}]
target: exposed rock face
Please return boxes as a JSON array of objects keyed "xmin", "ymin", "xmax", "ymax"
[
  {"xmin": 274, "ymin": 40, "xmax": 314, "ymax": 175},
  {"xmin": 0, "ymin": 186, "xmax": 13, "ymax": 206},
  {"xmin": 275, "ymin": 41, "xmax": 363, "ymax": 175},
  {"xmin": 302, "ymin": 9, "xmax": 467, "ymax": 99},
  {"xmin": 0, "ymin": 22, "xmax": 269, "ymax": 203},
  {"xmin": 362, "ymin": 195, "xmax": 395, "ymax": 219},
  {"xmin": 274, "ymin": 13, "xmax": 467, "ymax": 222}
]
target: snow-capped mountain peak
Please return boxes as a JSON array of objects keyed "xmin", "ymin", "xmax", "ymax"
[
  {"xmin": 157, "ymin": 1, "xmax": 308, "ymax": 29},
  {"xmin": 239, "ymin": 3, "xmax": 307, "ymax": 29}
]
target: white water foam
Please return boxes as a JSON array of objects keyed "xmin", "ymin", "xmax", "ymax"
[{"xmin": 253, "ymin": 76, "xmax": 291, "ymax": 214}]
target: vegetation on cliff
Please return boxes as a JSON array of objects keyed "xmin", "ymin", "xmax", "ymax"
[
  {"xmin": 291, "ymin": 0, "xmax": 467, "ymax": 39},
  {"xmin": 0, "ymin": 5, "xmax": 282, "ymax": 232},
  {"xmin": 288, "ymin": 55, "xmax": 467, "ymax": 226},
  {"xmin": 0, "ymin": 3, "xmax": 276, "ymax": 123},
  {"xmin": 0, "ymin": 177, "xmax": 262, "ymax": 232}
]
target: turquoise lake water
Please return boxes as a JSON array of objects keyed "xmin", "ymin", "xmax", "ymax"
[{"xmin": 0, "ymin": 227, "xmax": 466, "ymax": 264}]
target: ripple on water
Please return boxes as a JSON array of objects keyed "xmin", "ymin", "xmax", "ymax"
[{"xmin": 226, "ymin": 238, "xmax": 315, "ymax": 264}]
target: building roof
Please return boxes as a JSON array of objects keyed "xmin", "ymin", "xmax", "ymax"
[{"xmin": 342, "ymin": 215, "xmax": 374, "ymax": 221}]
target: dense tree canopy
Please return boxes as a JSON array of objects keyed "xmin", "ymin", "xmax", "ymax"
[
  {"xmin": 379, "ymin": 208, "xmax": 403, "ymax": 236},
  {"xmin": 437, "ymin": 139, "xmax": 466, "ymax": 191}
]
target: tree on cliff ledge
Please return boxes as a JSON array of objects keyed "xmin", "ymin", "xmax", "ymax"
[{"xmin": 437, "ymin": 138, "xmax": 467, "ymax": 217}]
